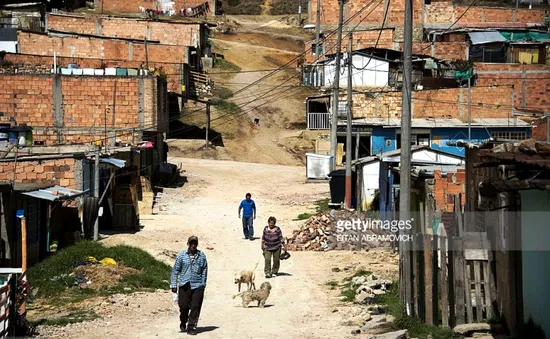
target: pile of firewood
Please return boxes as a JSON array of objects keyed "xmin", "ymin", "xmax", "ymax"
[{"xmin": 285, "ymin": 210, "xmax": 393, "ymax": 251}]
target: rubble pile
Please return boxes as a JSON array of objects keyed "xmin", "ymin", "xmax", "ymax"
[
  {"xmin": 349, "ymin": 274, "xmax": 393, "ymax": 305},
  {"xmin": 285, "ymin": 210, "xmax": 394, "ymax": 251}
]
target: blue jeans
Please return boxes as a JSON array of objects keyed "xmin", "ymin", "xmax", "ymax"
[{"xmin": 242, "ymin": 216, "xmax": 254, "ymax": 238}]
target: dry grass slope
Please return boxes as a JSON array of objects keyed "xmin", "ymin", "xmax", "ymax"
[{"xmin": 221, "ymin": 0, "xmax": 306, "ymax": 15}]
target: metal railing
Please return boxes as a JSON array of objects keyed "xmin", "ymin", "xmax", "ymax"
[{"xmin": 307, "ymin": 112, "xmax": 330, "ymax": 130}]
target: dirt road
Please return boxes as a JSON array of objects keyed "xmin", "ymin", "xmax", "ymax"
[{"xmin": 38, "ymin": 158, "xmax": 379, "ymax": 338}]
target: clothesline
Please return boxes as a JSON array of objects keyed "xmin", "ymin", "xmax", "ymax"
[{"xmin": 138, "ymin": 1, "xmax": 210, "ymax": 18}]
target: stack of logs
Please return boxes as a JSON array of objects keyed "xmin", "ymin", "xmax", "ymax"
[{"xmin": 285, "ymin": 210, "xmax": 393, "ymax": 251}]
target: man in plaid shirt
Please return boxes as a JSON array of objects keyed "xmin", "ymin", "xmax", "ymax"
[{"xmin": 171, "ymin": 235, "xmax": 208, "ymax": 335}]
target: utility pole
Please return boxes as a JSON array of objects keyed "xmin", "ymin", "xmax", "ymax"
[
  {"xmin": 330, "ymin": 0, "xmax": 345, "ymax": 170},
  {"xmin": 205, "ymin": 101, "xmax": 211, "ymax": 149},
  {"xmin": 468, "ymin": 75, "xmax": 472, "ymax": 141},
  {"xmin": 93, "ymin": 144, "xmax": 100, "ymax": 241},
  {"xmin": 399, "ymin": 0, "xmax": 413, "ymax": 316},
  {"xmin": 345, "ymin": 32, "xmax": 353, "ymax": 210},
  {"xmin": 298, "ymin": 0, "xmax": 302, "ymax": 25},
  {"xmin": 314, "ymin": 0, "xmax": 321, "ymax": 62}
]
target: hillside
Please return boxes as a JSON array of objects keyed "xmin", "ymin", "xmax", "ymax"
[{"xmin": 221, "ymin": 0, "xmax": 306, "ymax": 15}]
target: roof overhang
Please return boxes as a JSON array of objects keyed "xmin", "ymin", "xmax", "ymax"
[{"xmin": 21, "ymin": 185, "xmax": 88, "ymax": 201}]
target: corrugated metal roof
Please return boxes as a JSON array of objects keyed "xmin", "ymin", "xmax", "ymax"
[
  {"xmin": 22, "ymin": 185, "xmax": 88, "ymax": 201},
  {"xmin": 339, "ymin": 118, "xmax": 531, "ymax": 128},
  {"xmin": 468, "ymin": 31, "xmax": 507, "ymax": 45},
  {"xmin": 100, "ymin": 158, "xmax": 126, "ymax": 168}
]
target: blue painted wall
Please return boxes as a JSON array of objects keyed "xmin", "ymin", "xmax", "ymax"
[
  {"xmin": 371, "ymin": 127, "xmax": 396, "ymax": 155},
  {"xmin": 370, "ymin": 126, "xmax": 531, "ymax": 157}
]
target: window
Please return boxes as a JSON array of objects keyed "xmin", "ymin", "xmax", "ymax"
[
  {"xmin": 396, "ymin": 133, "xmax": 431, "ymax": 149},
  {"xmin": 491, "ymin": 131, "xmax": 527, "ymax": 141}
]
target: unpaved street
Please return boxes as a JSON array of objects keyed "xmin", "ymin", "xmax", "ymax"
[{"xmin": 38, "ymin": 158, "xmax": 382, "ymax": 339}]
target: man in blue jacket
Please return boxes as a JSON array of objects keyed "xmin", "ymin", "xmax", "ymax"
[
  {"xmin": 171, "ymin": 235, "xmax": 208, "ymax": 335},
  {"xmin": 238, "ymin": 193, "xmax": 256, "ymax": 240}
]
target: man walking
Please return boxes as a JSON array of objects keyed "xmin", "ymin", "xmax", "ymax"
[
  {"xmin": 238, "ymin": 193, "xmax": 256, "ymax": 240},
  {"xmin": 171, "ymin": 236, "xmax": 208, "ymax": 335}
]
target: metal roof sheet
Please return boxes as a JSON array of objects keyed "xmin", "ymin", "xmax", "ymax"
[
  {"xmin": 467, "ymin": 31, "xmax": 507, "ymax": 45},
  {"xmin": 100, "ymin": 158, "xmax": 126, "ymax": 168},
  {"xmin": 22, "ymin": 185, "xmax": 88, "ymax": 201},
  {"xmin": 339, "ymin": 118, "xmax": 530, "ymax": 128}
]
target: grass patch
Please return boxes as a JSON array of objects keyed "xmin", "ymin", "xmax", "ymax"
[
  {"xmin": 212, "ymin": 86, "xmax": 233, "ymax": 100},
  {"xmin": 27, "ymin": 241, "xmax": 172, "ymax": 300},
  {"xmin": 296, "ymin": 198, "xmax": 331, "ymax": 220},
  {"xmin": 338, "ymin": 270, "xmax": 373, "ymax": 302},
  {"xmin": 342, "ymin": 269, "xmax": 372, "ymax": 282},
  {"xmin": 212, "ymin": 99, "xmax": 241, "ymax": 114},
  {"xmin": 325, "ymin": 280, "xmax": 338, "ymax": 290},
  {"xmin": 380, "ymin": 283, "xmax": 452, "ymax": 339},
  {"xmin": 213, "ymin": 58, "xmax": 241, "ymax": 72},
  {"xmin": 34, "ymin": 310, "xmax": 100, "ymax": 327}
]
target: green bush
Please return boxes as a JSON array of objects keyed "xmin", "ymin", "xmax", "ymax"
[{"xmin": 27, "ymin": 241, "xmax": 172, "ymax": 299}]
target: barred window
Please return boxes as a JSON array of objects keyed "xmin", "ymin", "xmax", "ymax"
[{"xmin": 491, "ymin": 131, "xmax": 527, "ymax": 141}]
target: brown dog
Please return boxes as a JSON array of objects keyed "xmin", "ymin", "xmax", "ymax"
[
  {"xmin": 232, "ymin": 282, "xmax": 272, "ymax": 308},
  {"xmin": 234, "ymin": 261, "xmax": 259, "ymax": 292}
]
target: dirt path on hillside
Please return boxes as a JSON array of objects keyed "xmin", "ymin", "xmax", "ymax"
[{"xmin": 35, "ymin": 158, "xmax": 398, "ymax": 339}]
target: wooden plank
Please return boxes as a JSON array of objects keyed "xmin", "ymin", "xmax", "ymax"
[
  {"xmin": 482, "ymin": 261, "xmax": 493, "ymax": 319},
  {"xmin": 448, "ymin": 237, "xmax": 456, "ymax": 328},
  {"xmin": 417, "ymin": 235, "xmax": 426, "ymax": 322},
  {"xmin": 432, "ymin": 235, "xmax": 439, "ymax": 326},
  {"xmin": 465, "ymin": 261, "xmax": 474, "ymax": 323},
  {"xmin": 455, "ymin": 194, "xmax": 464, "ymax": 237},
  {"xmin": 419, "ymin": 201, "xmax": 425, "ymax": 234},
  {"xmin": 453, "ymin": 237, "xmax": 466, "ymax": 325},
  {"xmin": 0, "ymin": 285, "xmax": 9, "ymax": 295},
  {"xmin": 441, "ymin": 237, "xmax": 449, "ymax": 327},
  {"xmin": 474, "ymin": 261, "xmax": 483, "ymax": 322},
  {"xmin": 412, "ymin": 234, "xmax": 419, "ymax": 317},
  {"xmin": 424, "ymin": 234, "xmax": 434, "ymax": 325}
]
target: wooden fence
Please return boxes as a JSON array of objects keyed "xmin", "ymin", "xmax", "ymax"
[
  {"xmin": 408, "ymin": 233, "xmax": 495, "ymax": 328},
  {"xmin": 0, "ymin": 269, "xmax": 26, "ymax": 338}
]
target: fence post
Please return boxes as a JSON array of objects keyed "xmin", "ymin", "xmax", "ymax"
[
  {"xmin": 441, "ymin": 236, "xmax": 449, "ymax": 327},
  {"xmin": 453, "ymin": 237, "xmax": 466, "ymax": 325},
  {"xmin": 424, "ymin": 234, "xmax": 434, "ymax": 325}
]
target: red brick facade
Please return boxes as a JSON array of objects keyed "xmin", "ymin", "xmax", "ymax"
[
  {"xmin": 46, "ymin": 13, "xmax": 204, "ymax": 47},
  {"xmin": 348, "ymin": 86, "xmax": 514, "ymax": 119},
  {"xmin": 18, "ymin": 32, "xmax": 186, "ymax": 64},
  {"xmin": 433, "ymin": 169, "xmax": 465, "ymax": 213},
  {"xmin": 310, "ymin": 0, "xmax": 546, "ymax": 26},
  {"xmin": 411, "ymin": 42, "xmax": 468, "ymax": 60},
  {"xmin": 0, "ymin": 158, "xmax": 77, "ymax": 188},
  {"xmin": 96, "ymin": 0, "xmax": 211, "ymax": 14},
  {"xmin": 0, "ymin": 74, "xmax": 167, "ymax": 145}
]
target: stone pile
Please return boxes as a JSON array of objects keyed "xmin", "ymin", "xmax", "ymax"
[{"xmin": 285, "ymin": 210, "xmax": 393, "ymax": 251}]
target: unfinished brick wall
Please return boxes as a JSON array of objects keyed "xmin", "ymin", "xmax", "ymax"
[
  {"xmin": 0, "ymin": 158, "xmax": 77, "ymax": 188},
  {"xmin": 411, "ymin": 42, "xmax": 468, "ymax": 60},
  {"xmin": 475, "ymin": 63, "xmax": 550, "ymax": 113},
  {"xmin": 348, "ymin": 86, "xmax": 513, "ymax": 119},
  {"xmin": 304, "ymin": 29, "xmax": 395, "ymax": 63},
  {"xmin": 0, "ymin": 74, "xmax": 166, "ymax": 145},
  {"xmin": 424, "ymin": 4, "xmax": 546, "ymax": 25},
  {"xmin": 46, "ymin": 13, "xmax": 202, "ymax": 47},
  {"xmin": 96, "ymin": 0, "xmax": 211, "ymax": 14},
  {"xmin": 310, "ymin": 0, "xmax": 424, "ymax": 26},
  {"xmin": 18, "ymin": 32, "xmax": 186, "ymax": 64},
  {"xmin": 433, "ymin": 169, "xmax": 465, "ymax": 212},
  {"xmin": 1, "ymin": 53, "xmax": 182, "ymax": 92}
]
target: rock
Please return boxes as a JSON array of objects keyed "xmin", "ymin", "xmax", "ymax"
[
  {"xmin": 332, "ymin": 267, "xmax": 341, "ymax": 272},
  {"xmin": 373, "ymin": 289, "xmax": 387, "ymax": 295},
  {"xmin": 339, "ymin": 296, "xmax": 349, "ymax": 302},
  {"xmin": 351, "ymin": 329, "xmax": 361, "ymax": 335},
  {"xmin": 351, "ymin": 276, "xmax": 367, "ymax": 286},
  {"xmin": 355, "ymin": 289, "xmax": 376, "ymax": 304},
  {"xmin": 367, "ymin": 306, "xmax": 385, "ymax": 315},
  {"xmin": 123, "ymin": 287, "xmax": 132, "ymax": 291},
  {"xmin": 332, "ymin": 309, "xmax": 338, "ymax": 313},
  {"xmin": 369, "ymin": 329, "xmax": 408, "ymax": 339},
  {"xmin": 453, "ymin": 323, "xmax": 491, "ymax": 336}
]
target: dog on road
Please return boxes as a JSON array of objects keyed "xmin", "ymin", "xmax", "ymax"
[
  {"xmin": 232, "ymin": 282, "xmax": 272, "ymax": 308},
  {"xmin": 234, "ymin": 261, "xmax": 259, "ymax": 292}
]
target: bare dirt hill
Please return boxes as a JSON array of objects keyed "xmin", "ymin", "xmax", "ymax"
[{"xmin": 172, "ymin": 16, "xmax": 320, "ymax": 166}]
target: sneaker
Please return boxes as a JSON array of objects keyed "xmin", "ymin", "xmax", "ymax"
[
  {"xmin": 180, "ymin": 325, "xmax": 186, "ymax": 333},
  {"xmin": 249, "ymin": 237, "xmax": 254, "ymax": 241},
  {"xmin": 265, "ymin": 274, "xmax": 271, "ymax": 278},
  {"xmin": 244, "ymin": 236, "xmax": 249, "ymax": 240},
  {"xmin": 187, "ymin": 327, "xmax": 197, "ymax": 335},
  {"xmin": 272, "ymin": 273, "xmax": 278, "ymax": 277}
]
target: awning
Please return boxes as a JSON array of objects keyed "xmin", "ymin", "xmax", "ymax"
[
  {"xmin": 22, "ymin": 186, "xmax": 88, "ymax": 201},
  {"xmin": 468, "ymin": 31, "xmax": 506, "ymax": 45},
  {"xmin": 100, "ymin": 158, "xmax": 126, "ymax": 168}
]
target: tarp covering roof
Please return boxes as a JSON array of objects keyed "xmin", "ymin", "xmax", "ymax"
[
  {"xmin": 22, "ymin": 185, "xmax": 88, "ymax": 201},
  {"xmin": 468, "ymin": 31, "xmax": 507, "ymax": 45},
  {"xmin": 100, "ymin": 158, "xmax": 126, "ymax": 168}
]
